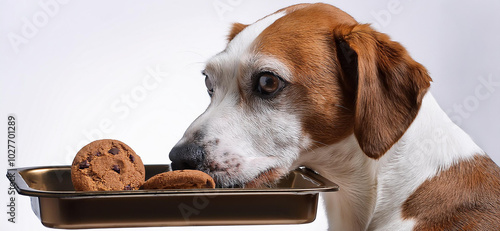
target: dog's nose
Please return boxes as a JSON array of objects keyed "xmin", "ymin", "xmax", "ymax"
[{"xmin": 169, "ymin": 143, "xmax": 206, "ymax": 170}]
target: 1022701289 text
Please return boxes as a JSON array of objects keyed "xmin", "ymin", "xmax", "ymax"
[{"xmin": 7, "ymin": 114, "xmax": 17, "ymax": 223}]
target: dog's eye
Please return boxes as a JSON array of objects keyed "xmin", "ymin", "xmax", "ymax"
[
  {"xmin": 204, "ymin": 75, "xmax": 214, "ymax": 97},
  {"xmin": 256, "ymin": 73, "xmax": 284, "ymax": 97}
]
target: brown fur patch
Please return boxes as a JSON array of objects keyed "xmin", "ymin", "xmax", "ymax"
[
  {"xmin": 227, "ymin": 22, "xmax": 248, "ymax": 42},
  {"xmin": 402, "ymin": 155, "xmax": 500, "ymax": 230}
]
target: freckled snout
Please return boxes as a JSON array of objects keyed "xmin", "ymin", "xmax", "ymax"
[{"xmin": 169, "ymin": 143, "xmax": 206, "ymax": 171}]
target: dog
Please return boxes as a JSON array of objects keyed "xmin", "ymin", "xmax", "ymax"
[{"xmin": 169, "ymin": 3, "xmax": 500, "ymax": 230}]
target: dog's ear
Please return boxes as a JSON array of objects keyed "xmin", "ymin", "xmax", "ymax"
[
  {"xmin": 334, "ymin": 24, "xmax": 432, "ymax": 159},
  {"xmin": 227, "ymin": 22, "xmax": 248, "ymax": 42}
]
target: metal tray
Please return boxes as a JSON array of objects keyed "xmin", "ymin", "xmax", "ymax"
[{"xmin": 6, "ymin": 165, "xmax": 338, "ymax": 229}]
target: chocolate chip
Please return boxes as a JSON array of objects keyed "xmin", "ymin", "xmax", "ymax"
[
  {"xmin": 112, "ymin": 165, "xmax": 120, "ymax": 173},
  {"xmin": 95, "ymin": 151, "xmax": 101, "ymax": 156},
  {"xmin": 129, "ymin": 154, "xmax": 135, "ymax": 163},
  {"xmin": 108, "ymin": 148, "xmax": 119, "ymax": 155},
  {"xmin": 124, "ymin": 185, "xmax": 132, "ymax": 190},
  {"xmin": 79, "ymin": 160, "xmax": 90, "ymax": 169}
]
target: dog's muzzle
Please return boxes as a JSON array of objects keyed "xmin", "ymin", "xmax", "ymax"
[{"xmin": 169, "ymin": 143, "xmax": 206, "ymax": 171}]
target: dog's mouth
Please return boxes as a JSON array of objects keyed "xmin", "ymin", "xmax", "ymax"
[{"xmin": 217, "ymin": 167, "xmax": 288, "ymax": 189}]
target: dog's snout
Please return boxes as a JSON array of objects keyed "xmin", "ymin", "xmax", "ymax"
[{"xmin": 169, "ymin": 143, "xmax": 206, "ymax": 171}]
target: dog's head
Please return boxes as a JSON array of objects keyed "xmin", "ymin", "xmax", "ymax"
[{"xmin": 169, "ymin": 3, "xmax": 431, "ymax": 187}]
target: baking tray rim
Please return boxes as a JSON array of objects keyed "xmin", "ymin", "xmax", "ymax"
[{"xmin": 7, "ymin": 165, "xmax": 339, "ymax": 198}]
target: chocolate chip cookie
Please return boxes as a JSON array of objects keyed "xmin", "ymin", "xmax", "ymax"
[
  {"xmin": 141, "ymin": 170, "xmax": 216, "ymax": 189},
  {"xmin": 71, "ymin": 139, "xmax": 145, "ymax": 191}
]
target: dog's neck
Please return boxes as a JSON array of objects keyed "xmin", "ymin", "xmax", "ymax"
[
  {"xmin": 295, "ymin": 133, "xmax": 377, "ymax": 230},
  {"xmin": 294, "ymin": 92, "xmax": 483, "ymax": 230}
]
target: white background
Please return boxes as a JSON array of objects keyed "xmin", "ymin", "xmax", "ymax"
[{"xmin": 1, "ymin": 0, "xmax": 499, "ymax": 230}]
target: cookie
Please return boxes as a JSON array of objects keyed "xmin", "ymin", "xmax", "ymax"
[
  {"xmin": 141, "ymin": 170, "xmax": 216, "ymax": 189},
  {"xmin": 71, "ymin": 139, "xmax": 145, "ymax": 191}
]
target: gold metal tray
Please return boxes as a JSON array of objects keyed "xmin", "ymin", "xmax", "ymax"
[{"xmin": 6, "ymin": 165, "xmax": 338, "ymax": 229}]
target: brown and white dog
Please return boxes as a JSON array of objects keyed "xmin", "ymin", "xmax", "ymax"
[{"xmin": 169, "ymin": 3, "xmax": 500, "ymax": 230}]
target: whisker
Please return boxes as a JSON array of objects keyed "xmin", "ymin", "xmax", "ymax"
[
  {"xmin": 299, "ymin": 139, "xmax": 326, "ymax": 154},
  {"xmin": 310, "ymin": 139, "xmax": 328, "ymax": 147},
  {"xmin": 335, "ymin": 104, "xmax": 352, "ymax": 112}
]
